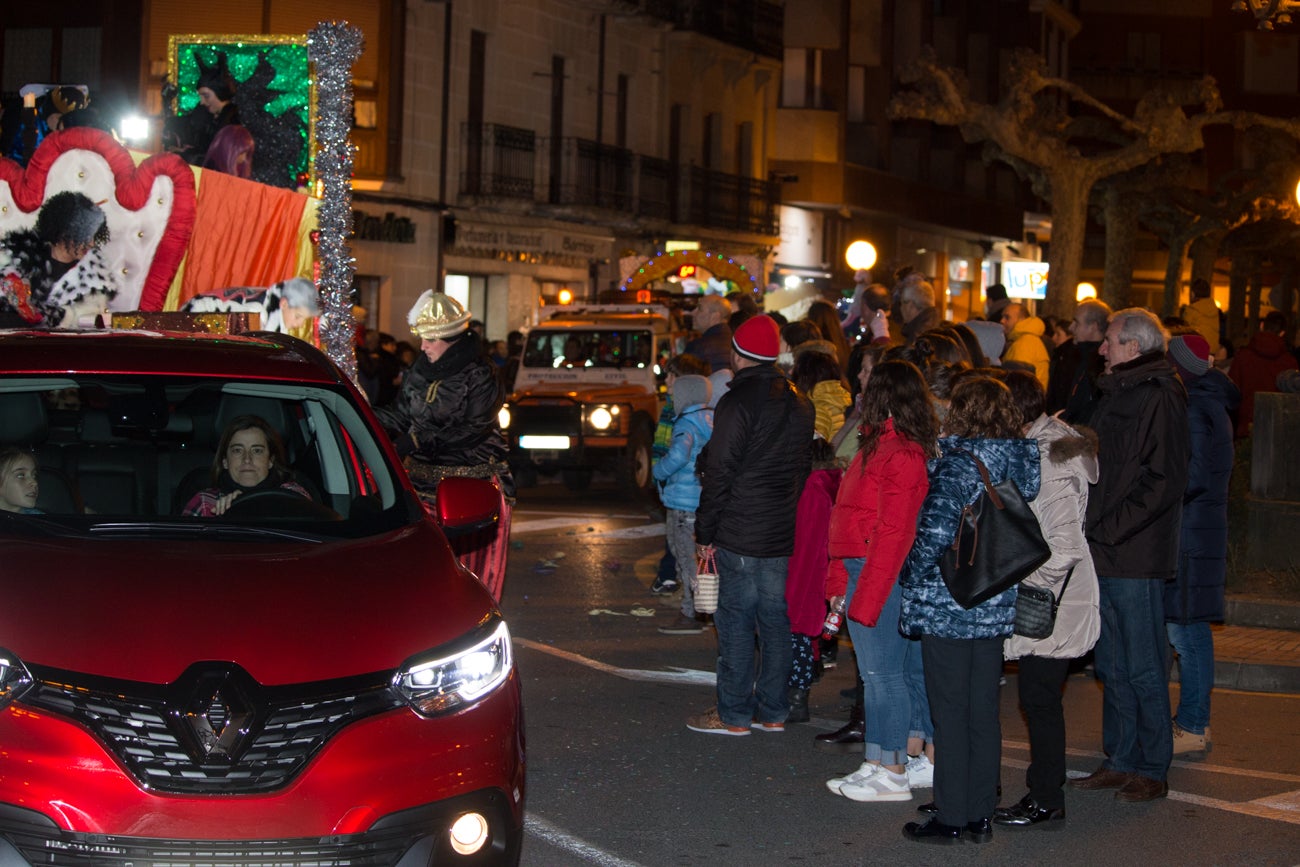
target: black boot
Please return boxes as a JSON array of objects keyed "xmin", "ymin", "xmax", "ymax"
[
  {"xmin": 814, "ymin": 697, "xmax": 863, "ymax": 752},
  {"xmin": 787, "ymin": 687, "xmax": 810, "ymax": 724}
]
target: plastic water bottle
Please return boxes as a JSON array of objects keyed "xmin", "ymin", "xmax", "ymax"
[{"xmin": 821, "ymin": 598, "xmax": 847, "ymax": 639}]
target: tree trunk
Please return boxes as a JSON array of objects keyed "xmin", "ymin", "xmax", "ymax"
[
  {"xmin": 1189, "ymin": 232, "xmax": 1221, "ymax": 288},
  {"xmin": 1043, "ymin": 169, "xmax": 1092, "ymax": 320},
  {"xmin": 1102, "ymin": 186, "xmax": 1140, "ymax": 316},
  {"xmin": 1248, "ymin": 269, "xmax": 1264, "ymax": 339},
  {"xmin": 1162, "ymin": 237, "xmax": 1188, "ymax": 319}
]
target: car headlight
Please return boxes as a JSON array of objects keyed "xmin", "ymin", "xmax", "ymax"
[
  {"xmin": 0, "ymin": 649, "xmax": 33, "ymax": 712},
  {"xmin": 498, "ymin": 405, "xmax": 512, "ymax": 429},
  {"xmin": 393, "ymin": 620, "xmax": 513, "ymax": 717},
  {"xmin": 586, "ymin": 404, "xmax": 619, "ymax": 431}
]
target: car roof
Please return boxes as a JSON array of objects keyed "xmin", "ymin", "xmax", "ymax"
[{"xmin": 0, "ymin": 329, "xmax": 344, "ymax": 384}]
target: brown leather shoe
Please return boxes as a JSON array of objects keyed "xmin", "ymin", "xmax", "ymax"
[
  {"xmin": 1070, "ymin": 766, "xmax": 1133, "ymax": 790},
  {"xmin": 1115, "ymin": 775, "xmax": 1169, "ymax": 802}
]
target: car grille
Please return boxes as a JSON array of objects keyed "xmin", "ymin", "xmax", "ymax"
[
  {"xmin": 21, "ymin": 663, "xmax": 403, "ymax": 795},
  {"xmin": 0, "ymin": 791, "xmax": 519, "ymax": 867}
]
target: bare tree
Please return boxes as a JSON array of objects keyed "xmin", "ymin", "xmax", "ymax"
[{"xmin": 889, "ymin": 48, "xmax": 1300, "ymax": 318}]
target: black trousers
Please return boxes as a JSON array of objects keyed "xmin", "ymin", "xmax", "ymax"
[
  {"xmin": 1017, "ymin": 654, "xmax": 1071, "ymax": 809},
  {"xmin": 921, "ymin": 634, "xmax": 1004, "ymax": 826}
]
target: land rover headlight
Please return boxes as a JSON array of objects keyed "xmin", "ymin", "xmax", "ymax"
[
  {"xmin": 498, "ymin": 405, "xmax": 512, "ymax": 429},
  {"xmin": 587, "ymin": 405, "xmax": 619, "ymax": 431},
  {"xmin": 394, "ymin": 621, "xmax": 513, "ymax": 717},
  {"xmin": 0, "ymin": 649, "xmax": 33, "ymax": 711}
]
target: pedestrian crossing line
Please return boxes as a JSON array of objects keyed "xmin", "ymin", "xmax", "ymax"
[{"xmin": 515, "ymin": 637, "xmax": 715, "ymax": 686}]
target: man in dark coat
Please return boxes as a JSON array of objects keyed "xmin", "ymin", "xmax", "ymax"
[
  {"xmin": 1164, "ymin": 333, "xmax": 1238, "ymax": 757},
  {"xmin": 1046, "ymin": 298, "xmax": 1110, "ymax": 423},
  {"xmin": 1073, "ymin": 308, "xmax": 1189, "ymax": 802},
  {"xmin": 684, "ymin": 294, "xmax": 733, "ymax": 373},
  {"xmin": 687, "ymin": 315, "xmax": 814, "ymax": 735},
  {"xmin": 898, "ymin": 277, "xmax": 942, "ymax": 347}
]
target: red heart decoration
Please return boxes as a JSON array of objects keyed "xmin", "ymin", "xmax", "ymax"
[{"xmin": 0, "ymin": 127, "xmax": 196, "ymax": 311}]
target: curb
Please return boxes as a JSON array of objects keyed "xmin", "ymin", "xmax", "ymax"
[{"xmin": 1225, "ymin": 595, "xmax": 1300, "ymax": 631}]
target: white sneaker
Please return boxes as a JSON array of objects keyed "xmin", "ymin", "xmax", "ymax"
[
  {"xmin": 840, "ymin": 768, "xmax": 912, "ymax": 802},
  {"xmin": 826, "ymin": 761, "xmax": 878, "ymax": 796},
  {"xmin": 905, "ymin": 754, "xmax": 935, "ymax": 788}
]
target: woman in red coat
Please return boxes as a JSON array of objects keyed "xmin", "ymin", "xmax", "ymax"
[{"xmin": 823, "ymin": 360, "xmax": 939, "ymax": 802}]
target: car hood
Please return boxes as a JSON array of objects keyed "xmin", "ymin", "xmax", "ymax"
[{"xmin": 1, "ymin": 523, "xmax": 497, "ymax": 686}]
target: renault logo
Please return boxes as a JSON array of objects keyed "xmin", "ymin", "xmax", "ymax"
[{"xmin": 170, "ymin": 664, "xmax": 261, "ymax": 764}]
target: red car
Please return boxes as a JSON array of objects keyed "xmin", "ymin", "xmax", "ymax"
[{"xmin": 0, "ymin": 329, "xmax": 524, "ymax": 865}]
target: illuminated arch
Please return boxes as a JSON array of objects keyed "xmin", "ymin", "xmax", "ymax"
[{"xmin": 622, "ymin": 249, "xmax": 762, "ymax": 293}]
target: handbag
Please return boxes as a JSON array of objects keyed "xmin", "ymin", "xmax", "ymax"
[
  {"xmin": 938, "ymin": 450, "xmax": 1050, "ymax": 610},
  {"xmin": 1013, "ymin": 569, "xmax": 1073, "ymax": 639},
  {"xmin": 693, "ymin": 549, "xmax": 720, "ymax": 614}
]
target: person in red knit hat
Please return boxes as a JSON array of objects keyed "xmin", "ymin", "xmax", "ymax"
[{"xmin": 687, "ymin": 314, "xmax": 816, "ymax": 735}]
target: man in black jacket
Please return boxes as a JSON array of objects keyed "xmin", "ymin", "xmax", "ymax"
[
  {"xmin": 687, "ymin": 315, "xmax": 814, "ymax": 735},
  {"xmin": 1045, "ymin": 298, "xmax": 1110, "ymax": 423},
  {"xmin": 684, "ymin": 294, "xmax": 733, "ymax": 374},
  {"xmin": 1072, "ymin": 308, "xmax": 1189, "ymax": 802}
]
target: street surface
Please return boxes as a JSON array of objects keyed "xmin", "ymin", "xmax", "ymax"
[{"xmin": 500, "ymin": 480, "xmax": 1300, "ymax": 866}]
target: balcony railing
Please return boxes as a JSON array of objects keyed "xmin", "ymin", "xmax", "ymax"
[
  {"xmin": 548, "ymin": 138, "xmax": 635, "ymax": 210},
  {"xmin": 627, "ymin": 0, "xmax": 783, "ymax": 58},
  {"xmin": 460, "ymin": 123, "xmax": 536, "ymax": 200},
  {"xmin": 459, "ymin": 123, "xmax": 778, "ymax": 236}
]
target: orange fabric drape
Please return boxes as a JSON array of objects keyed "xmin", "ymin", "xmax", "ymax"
[{"xmin": 177, "ymin": 169, "xmax": 308, "ymax": 306}]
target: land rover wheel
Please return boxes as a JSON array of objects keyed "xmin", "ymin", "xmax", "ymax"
[{"xmin": 619, "ymin": 425, "xmax": 654, "ymax": 494}]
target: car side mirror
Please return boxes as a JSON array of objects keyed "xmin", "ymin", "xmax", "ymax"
[{"xmin": 434, "ymin": 476, "xmax": 501, "ymax": 536}]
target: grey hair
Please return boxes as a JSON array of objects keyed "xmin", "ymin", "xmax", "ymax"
[
  {"xmin": 1075, "ymin": 298, "xmax": 1112, "ymax": 333},
  {"xmin": 694, "ymin": 294, "xmax": 729, "ymax": 325},
  {"xmin": 902, "ymin": 280, "xmax": 935, "ymax": 308},
  {"xmin": 1110, "ymin": 307, "xmax": 1167, "ymax": 354},
  {"xmin": 277, "ymin": 277, "xmax": 321, "ymax": 315}
]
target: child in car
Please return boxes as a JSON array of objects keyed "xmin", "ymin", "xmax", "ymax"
[{"xmin": 0, "ymin": 448, "xmax": 41, "ymax": 513}]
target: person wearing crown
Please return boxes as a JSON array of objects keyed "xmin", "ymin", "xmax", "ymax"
[{"xmin": 374, "ymin": 291, "xmax": 515, "ymax": 600}]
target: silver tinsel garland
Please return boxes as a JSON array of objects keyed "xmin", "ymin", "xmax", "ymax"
[{"xmin": 308, "ymin": 21, "xmax": 363, "ymax": 381}]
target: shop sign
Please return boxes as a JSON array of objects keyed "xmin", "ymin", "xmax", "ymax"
[{"xmin": 353, "ymin": 210, "xmax": 416, "ymax": 244}]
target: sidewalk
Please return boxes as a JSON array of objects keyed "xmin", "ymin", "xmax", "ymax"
[{"xmin": 1205, "ymin": 596, "xmax": 1300, "ymax": 695}]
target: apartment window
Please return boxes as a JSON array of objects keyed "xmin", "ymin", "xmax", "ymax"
[
  {"xmin": 703, "ymin": 112, "xmax": 721, "ymax": 170},
  {"xmin": 847, "ymin": 65, "xmax": 866, "ymax": 123},
  {"xmin": 735, "ymin": 122, "xmax": 753, "ymax": 177},
  {"xmin": 782, "ymin": 47, "xmax": 823, "ymax": 108},
  {"xmin": 616, "ymin": 74, "xmax": 629, "ymax": 149}
]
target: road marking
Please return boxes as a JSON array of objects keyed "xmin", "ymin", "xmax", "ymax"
[
  {"xmin": 516, "ymin": 637, "xmax": 715, "ymax": 686},
  {"xmin": 525, "ymin": 814, "xmax": 647, "ymax": 867},
  {"xmin": 511, "ymin": 516, "xmax": 663, "ymax": 538}
]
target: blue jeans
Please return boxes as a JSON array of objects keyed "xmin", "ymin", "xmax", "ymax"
[
  {"xmin": 713, "ymin": 546, "xmax": 792, "ymax": 728},
  {"xmin": 1095, "ymin": 577, "xmax": 1172, "ymax": 779},
  {"xmin": 1167, "ymin": 621, "xmax": 1214, "ymax": 734},
  {"xmin": 844, "ymin": 558, "xmax": 922, "ymax": 765}
]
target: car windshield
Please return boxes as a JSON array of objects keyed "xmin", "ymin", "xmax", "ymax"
[
  {"xmin": 523, "ymin": 328, "xmax": 654, "ymax": 369},
  {"xmin": 0, "ymin": 375, "xmax": 418, "ymax": 539}
]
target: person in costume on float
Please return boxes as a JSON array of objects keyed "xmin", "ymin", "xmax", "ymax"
[
  {"xmin": 183, "ymin": 276, "xmax": 321, "ymax": 334},
  {"xmin": 1, "ymin": 85, "xmax": 92, "ymax": 165},
  {"xmin": 183, "ymin": 415, "xmax": 309, "ymax": 517},
  {"xmin": 0, "ymin": 191, "xmax": 117, "ymax": 328},
  {"xmin": 374, "ymin": 291, "xmax": 515, "ymax": 601},
  {"xmin": 163, "ymin": 51, "xmax": 241, "ymax": 166}
]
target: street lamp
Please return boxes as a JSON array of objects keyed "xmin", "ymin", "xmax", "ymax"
[
  {"xmin": 1076, "ymin": 282, "xmax": 1098, "ymax": 301},
  {"xmin": 845, "ymin": 240, "xmax": 877, "ymax": 271}
]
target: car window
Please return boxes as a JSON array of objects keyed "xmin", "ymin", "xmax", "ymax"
[
  {"xmin": 0, "ymin": 376, "xmax": 417, "ymax": 538},
  {"xmin": 523, "ymin": 329, "xmax": 654, "ymax": 369}
]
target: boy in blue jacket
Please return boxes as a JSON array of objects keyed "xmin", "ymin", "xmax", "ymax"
[{"xmin": 654, "ymin": 374, "xmax": 714, "ymax": 634}]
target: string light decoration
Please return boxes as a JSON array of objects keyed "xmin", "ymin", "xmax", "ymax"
[{"xmin": 307, "ymin": 21, "xmax": 363, "ymax": 381}]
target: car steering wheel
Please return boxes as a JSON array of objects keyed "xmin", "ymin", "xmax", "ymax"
[{"xmin": 221, "ymin": 489, "xmax": 341, "ymax": 520}]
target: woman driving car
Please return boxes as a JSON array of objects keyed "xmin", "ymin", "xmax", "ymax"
[{"xmin": 183, "ymin": 414, "xmax": 309, "ymax": 516}]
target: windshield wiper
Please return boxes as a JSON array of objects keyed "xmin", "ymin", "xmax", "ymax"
[{"xmin": 88, "ymin": 522, "xmax": 325, "ymax": 543}]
